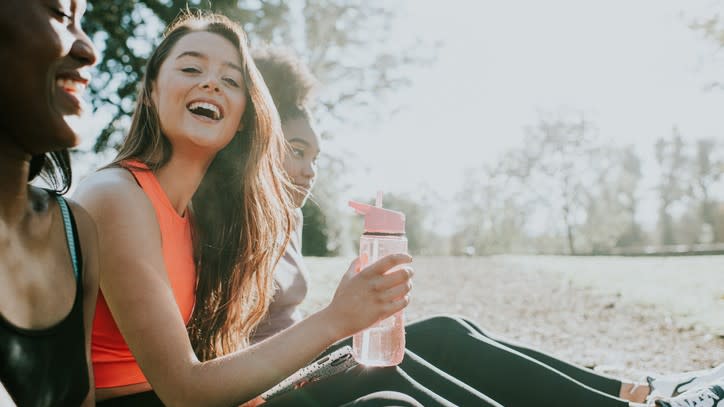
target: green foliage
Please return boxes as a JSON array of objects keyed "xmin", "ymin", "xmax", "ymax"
[{"xmin": 300, "ymin": 200, "xmax": 330, "ymax": 256}]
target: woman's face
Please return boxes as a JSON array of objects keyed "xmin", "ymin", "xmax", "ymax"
[
  {"xmin": 152, "ymin": 31, "xmax": 247, "ymax": 159},
  {"xmin": 282, "ymin": 116, "xmax": 320, "ymax": 208},
  {"xmin": 0, "ymin": 0, "xmax": 97, "ymax": 154}
]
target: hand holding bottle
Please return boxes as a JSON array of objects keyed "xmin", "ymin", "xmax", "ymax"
[{"xmin": 322, "ymin": 253, "xmax": 413, "ymax": 340}]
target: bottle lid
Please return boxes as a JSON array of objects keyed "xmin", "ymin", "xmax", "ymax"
[{"xmin": 349, "ymin": 192, "xmax": 405, "ymax": 234}]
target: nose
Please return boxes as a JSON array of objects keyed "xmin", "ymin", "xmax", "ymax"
[
  {"xmin": 301, "ymin": 160, "xmax": 317, "ymax": 181},
  {"xmin": 201, "ymin": 78, "xmax": 221, "ymax": 92},
  {"xmin": 70, "ymin": 30, "xmax": 98, "ymax": 67}
]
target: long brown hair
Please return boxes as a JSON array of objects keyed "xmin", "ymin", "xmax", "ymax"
[{"xmin": 112, "ymin": 11, "xmax": 295, "ymax": 360}]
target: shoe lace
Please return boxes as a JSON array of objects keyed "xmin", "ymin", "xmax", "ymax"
[{"xmin": 674, "ymin": 387, "xmax": 721, "ymax": 407}]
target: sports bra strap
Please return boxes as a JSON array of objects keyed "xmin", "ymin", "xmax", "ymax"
[{"xmin": 55, "ymin": 194, "xmax": 80, "ymax": 282}]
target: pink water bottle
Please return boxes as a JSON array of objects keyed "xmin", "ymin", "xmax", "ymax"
[{"xmin": 349, "ymin": 193, "xmax": 407, "ymax": 366}]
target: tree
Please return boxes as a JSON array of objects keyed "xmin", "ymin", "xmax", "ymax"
[
  {"xmin": 612, "ymin": 148, "xmax": 644, "ymax": 247},
  {"xmin": 654, "ymin": 129, "xmax": 689, "ymax": 246},
  {"xmin": 451, "ymin": 166, "xmax": 529, "ymax": 255},
  {"xmin": 509, "ymin": 113, "xmax": 600, "ymax": 254},
  {"xmin": 578, "ymin": 146, "xmax": 643, "ymax": 253},
  {"xmin": 692, "ymin": 138, "xmax": 724, "ymax": 242},
  {"xmin": 84, "ymin": 0, "xmax": 432, "ymax": 152}
]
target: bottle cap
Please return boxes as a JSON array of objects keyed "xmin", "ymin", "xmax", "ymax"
[{"xmin": 349, "ymin": 192, "xmax": 405, "ymax": 234}]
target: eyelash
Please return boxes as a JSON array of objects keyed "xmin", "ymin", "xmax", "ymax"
[
  {"xmin": 181, "ymin": 67, "xmax": 240, "ymax": 88},
  {"xmin": 223, "ymin": 78, "xmax": 240, "ymax": 87},
  {"xmin": 50, "ymin": 8, "xmax": 73, "ymax": 25}
]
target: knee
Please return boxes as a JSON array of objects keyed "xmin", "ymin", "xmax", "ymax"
[
  {"xmin": 408, "ymin": 314, "xmax": 469, "ymax": 333},
  {"xmin": 346, "ymin": 391, "xmax": 423, "ymax": 407}
]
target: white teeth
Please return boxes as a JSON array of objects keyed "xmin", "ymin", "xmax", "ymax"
[
  {"xmin": 56, "ymin": 78, "xmax": 86, "ymax": 93},
  {"xmin": 187, "ymin": 101, "xmax": 221, "ymax": 119}
]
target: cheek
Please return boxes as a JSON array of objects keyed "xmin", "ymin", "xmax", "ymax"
[
  {"xmin": 229, "ymin": 94, "xmax": 247, "ymax": 124},
  {"xmin": 283, "ymin": 159, "xmax": 298, "ymax": 178},
  {"xmin": 48, "ymin": 20, "xmax": 75, "ymax": 55}
]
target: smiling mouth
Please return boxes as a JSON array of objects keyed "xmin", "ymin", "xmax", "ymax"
[
  {"xmin": 55, "ymin": 78, "xmax": 87, "ymax": 95},
  {"xmin": 187, "ymin": 101, "xmax": 223, "ymax": 121}
]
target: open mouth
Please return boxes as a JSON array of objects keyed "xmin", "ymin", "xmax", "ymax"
[
  {"xmin": 186, "ymin": 101, "xmax": 224, "ymax": 121},
  {"xmin": 55, "ymin": 77, "xmax": 87, "ymax": 95}
]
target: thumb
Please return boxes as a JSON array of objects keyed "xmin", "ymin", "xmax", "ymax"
[{"xmin": 342, "ymin": 253, "xmax": 368, "ymax": 282}]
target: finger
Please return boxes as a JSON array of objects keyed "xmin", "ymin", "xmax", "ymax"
[
  {"xmin": 378, "ymin": 279, "xmax": 412, "ymax": 302},
  {"xmin": 382, "ymin": 295, "xmax": 410, "ymax": 314},
  {"xmin": 372, "ymin": 267, "xmax": 413, "ymax": 291},
  {"xmin": 360, "ymin": 253, "xmax": 412, "ymax": 277}
]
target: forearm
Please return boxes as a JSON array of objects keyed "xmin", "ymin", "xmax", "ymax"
[{"xmin": 177, "ymin": 309, "xmax": 341, "ymax": 407}]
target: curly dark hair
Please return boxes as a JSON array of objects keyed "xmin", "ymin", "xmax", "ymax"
[{"xmin": 252, "ymin": 47, "xmax": 317, "ymax": 122}]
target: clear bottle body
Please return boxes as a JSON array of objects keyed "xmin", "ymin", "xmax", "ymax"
[{"xmin": 352, "ymin": 233, "xmax": 407, "ymax": 366}]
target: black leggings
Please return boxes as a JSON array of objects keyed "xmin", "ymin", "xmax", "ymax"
[
  {"xmin": 97, "ymin": 389, "xmax": 425, "ymax": 407},
  {"xmin": 264, "ymin": 350, "xmax": 501, "ymax": 406},
  {"xmin": 456, "ymin": 316, "xmax": 622, "ymax": 395},
  {"xmin": 403, "ymin": 315, "xmax": 628, "ymax": 407}
]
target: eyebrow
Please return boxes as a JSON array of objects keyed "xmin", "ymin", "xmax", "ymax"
[
  {"xmin": 287, "ymin": 138, "xmax": 311, "ymax": 147},
  {"xmin": 176, "ymin": 51, "xmax": 243, "ymax": 74}
]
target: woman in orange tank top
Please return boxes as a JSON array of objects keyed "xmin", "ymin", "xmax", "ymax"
[{"xmin": 73, "ymin": 11, "xmax": 416, "ymax": 407}]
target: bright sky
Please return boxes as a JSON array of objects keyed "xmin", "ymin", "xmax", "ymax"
[
  {"xmin": 335, "ymin": 0, "xmax": 724, "ymax": 225},
  {"xmin": 72, "ymin": 1, "xmax": 724, "ymax": 230}
]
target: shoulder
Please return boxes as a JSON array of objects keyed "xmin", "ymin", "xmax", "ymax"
[
  {"xmin": 65, "ymin": 199, "xmax": 97, "ymax": 260},
  {"xmin": 73, "ymin": 168, "xmax": 152, "ymax": 222},
  {"xmin": 72, "ymin": 168, "xmax": 161, "ymax": 253}
]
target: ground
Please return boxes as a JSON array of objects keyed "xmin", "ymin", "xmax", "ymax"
[{"xmin": 300, "ymin": 255, "xmax": 724, "ymax": 381}]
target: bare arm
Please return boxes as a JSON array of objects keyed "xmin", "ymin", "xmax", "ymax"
[
  {"xmin": 68, "ymin": 202, "xmax": 99, "ymax": 407},
  {"xmin": 74, "ymin": 170, "xmax": 412, "ymax": 407}
]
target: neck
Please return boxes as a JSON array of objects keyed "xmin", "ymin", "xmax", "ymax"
[
  {"xmin": 0, "ymin": 136, "xmax": 32, "ymax": 223},
  {"xmin": 154, "ymin": 150, "xmax": 214, "ymax": 216}
]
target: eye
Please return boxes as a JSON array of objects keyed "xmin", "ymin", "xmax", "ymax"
[
  {"xmin": 291, "ymin": 148, "xmax": 305, "ymax": 158},
  {"xmin": 223, "ymin": 77, "xmax": 240, "ymax": 87},
  {"xmin": 181, "ymin": 67, "xmax": 201, "ymax": 74},
  {"xmin": 50, "ymin": 7, "xmax": 73, "ymax": 25}
]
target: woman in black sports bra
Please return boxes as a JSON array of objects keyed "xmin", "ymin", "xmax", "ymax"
[{"xmin": 0, "ymin": 0, "xmax": 99, "ymax": 406}]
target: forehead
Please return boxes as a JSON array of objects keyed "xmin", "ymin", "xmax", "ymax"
[
  {"xmin": 169, "ymin": 31, "xmax": 241, "ymax": 65},
  {"xmin": 283, "ymin": 117, "xmax": 321, "ymax": 151}
]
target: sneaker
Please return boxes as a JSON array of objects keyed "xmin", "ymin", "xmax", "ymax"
[
  {"xmin": 648, "ymin": 364, "xmax": 724, "ymax": 400},
  {"xmin": 654, "ymin": 383, "xmax": 724, "ymax": 407}
]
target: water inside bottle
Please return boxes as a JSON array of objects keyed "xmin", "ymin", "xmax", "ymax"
[{"xmin": 352, "ymin": 312, "xmax": 405, "ymax": 366}]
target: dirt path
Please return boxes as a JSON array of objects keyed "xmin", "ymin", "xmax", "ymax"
[{"xmin": 302, "ymin": 256, "xmax": 724, "ymax": 380}]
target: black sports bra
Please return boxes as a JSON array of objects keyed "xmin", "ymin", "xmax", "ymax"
[{"xmin": 0, "ymin": 193, "xmax": 89, "ymax": 406}]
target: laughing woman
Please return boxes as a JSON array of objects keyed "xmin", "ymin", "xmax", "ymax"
[
  {"xmin": 71, "ymin": 12, "xmax": 442, "ymax": 407},
  {"xmin": 0, "ymin": 0, "xmax": 99, "ymax": 406}
]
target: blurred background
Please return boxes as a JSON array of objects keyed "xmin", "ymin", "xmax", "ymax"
[{"xmin": 75, "ymin": 0, "xmax": 724, "ymax": 258}]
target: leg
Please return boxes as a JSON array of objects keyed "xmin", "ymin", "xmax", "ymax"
[
  {"xmin": 400, "ymin": 349, "xmax": 503, "ymax": 407},
  {"xmin": 295, "ymin": 337, "xmax": 501, "ymax": 406},
  {"xmin": 405, "ymin": 315, "xmax": 629, "ymax": 407},
  {"xmin": 463, "ymin": 316, "xmax": 633, "ymax": 395},
  {"xmin": 455, "ymin": 316, "xmax": 649, "ymax": 402},
  {"xmin": 338, "ymin": 391, "xmax": 423, "ymax": 407},
  {"xmin": 262, "ymin": 364, "xmax": 456, "ymax": 407}
]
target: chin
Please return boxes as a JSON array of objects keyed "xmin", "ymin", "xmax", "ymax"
[
  {"xmin": 296, "ymin": 195, "xmax": 310, "ymax": 208},
  {"xmin": 31, "ymin": 117, "xmax": 80, "ymax": 153}
]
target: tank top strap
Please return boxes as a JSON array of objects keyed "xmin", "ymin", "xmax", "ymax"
[
  {"xmin": 120, "ymin": 160, "xmax": 185, "ymax": 220},
  {"xmin": 54, "ymin": 193, "xmax": 82, "ymax": 284},
  {"xmin": 121, "ymin": 160, "xmax": 162, "ymax": 198}
]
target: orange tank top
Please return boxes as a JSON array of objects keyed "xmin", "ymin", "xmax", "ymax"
[{"xmin": 92, "ymin": 161, "xmax": 197, "ymax": 388}]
